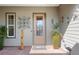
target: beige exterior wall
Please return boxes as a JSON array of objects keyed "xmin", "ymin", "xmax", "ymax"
[
  {"xmin": 0, "ymin": 7, "xmax": 59, "ymax": 46},
  {"xmin": 59, "ymin": 4, "xmax": 75, "ymax": 35}
]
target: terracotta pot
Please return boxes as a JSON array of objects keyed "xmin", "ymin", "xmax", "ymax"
[{"xmin": 53, "ymin": 43, "xmax": 61, "ymax": 49}]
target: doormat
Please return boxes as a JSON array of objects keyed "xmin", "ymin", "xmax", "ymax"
[{"xmin": 32, "ymin": 45, "xmax": 47, "ymax": 50}]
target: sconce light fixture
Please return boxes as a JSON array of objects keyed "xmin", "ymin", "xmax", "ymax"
[{"xmin": 61, "ymin": 16, "xmax": 64, "ymax": 23}]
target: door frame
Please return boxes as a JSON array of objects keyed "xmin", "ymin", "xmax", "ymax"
[{"xmin": 32, "ymin": 12, "xmax": 46, "ymax": 45}]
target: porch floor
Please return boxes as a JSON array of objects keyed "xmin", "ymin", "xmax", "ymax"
[
  {"xmin": 30, "ymin": 45, "xmax": 68, "ymax": 55},
  {"xmin": 0, "ymin": 46, "xmax": 31, "ymax": 55},
  {"xmin": 0, "ymin": 45, "xmax": 68, "ymax": 55}
]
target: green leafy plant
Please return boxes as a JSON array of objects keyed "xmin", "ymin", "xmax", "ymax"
[
  {"xmin": 53, "ymin": 23, "xmax": 59, "ymax": 30},
  {"xmin": 51, "ymin": 23, "xmax": 61, "ymax": 49},
  {"xmin": 0, "ymin": 26, "xmax": 7, "ymax": 50}
]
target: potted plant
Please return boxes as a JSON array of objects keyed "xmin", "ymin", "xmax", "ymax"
[
  {"xmin": 0, "ymin": 26, "xmax": 7, "ymax": 50},
  {"xmin": 51, "ymin": 23, "xmax": 62, "ymax": 49}
]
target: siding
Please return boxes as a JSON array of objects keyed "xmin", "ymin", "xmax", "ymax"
[{"xmin": 60, "ymin": 5, "xmax": 79, "ymax": 48}]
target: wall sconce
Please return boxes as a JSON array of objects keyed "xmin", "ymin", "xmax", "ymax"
[
  {"xmin": 61, "ymin": 16, "xmax": 64, "ymax": 24},
  {"xmin": 67, "ymin": 17, "xmax": 70, "ymax": 24},
  {"xmin": 51, "ymin": 19, "xmax": 54, "ymax": 24}
]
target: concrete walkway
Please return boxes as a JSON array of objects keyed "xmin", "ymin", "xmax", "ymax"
[{"xmin": 30, "ymin": 45, "xmax": 68, "ymax": 55}]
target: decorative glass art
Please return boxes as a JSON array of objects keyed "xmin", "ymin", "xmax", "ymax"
[{"xmin": 18, "ymin": 16, "xmax": 30, "ymax": 29}]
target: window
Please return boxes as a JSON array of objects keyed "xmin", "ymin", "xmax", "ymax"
[
  {"xmin": 6, "ymin": 12, "xmax": 16, "ymax": 38},
  {"xmin": 36, "ymin": 16, "xmax": 43, "ymax": 36}
]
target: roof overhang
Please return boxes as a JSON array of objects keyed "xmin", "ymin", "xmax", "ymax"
[{"xmin": 0, "ymin": 4, "xmax": 60, "ymax": 7}]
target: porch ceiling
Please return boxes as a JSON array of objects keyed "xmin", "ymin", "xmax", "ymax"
[{"xmin": 0, "ymin": 4, "xmax": 59, "ymax": 7}]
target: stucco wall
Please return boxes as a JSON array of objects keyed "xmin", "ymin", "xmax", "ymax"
[{"xmin": 0, "ymin": 7, "xmax": 59, "ymax": 46}]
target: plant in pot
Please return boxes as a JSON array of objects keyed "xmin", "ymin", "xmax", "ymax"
[
  {"xmin": 0, "ymin": 26, "xmax": 7, "ymax": 50},
  {"xmin": 51, "ymin": 23, "xmax": 62, "ymax": 49}
]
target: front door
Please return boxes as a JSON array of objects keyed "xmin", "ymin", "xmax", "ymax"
[{"xmin": 33, "ymin": 13, "xmax": 46, "ymax": 46}]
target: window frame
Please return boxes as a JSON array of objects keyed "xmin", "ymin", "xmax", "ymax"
[{"xmin": 5, "ymin": 12, "xmax": 16, "ymax": 38}]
